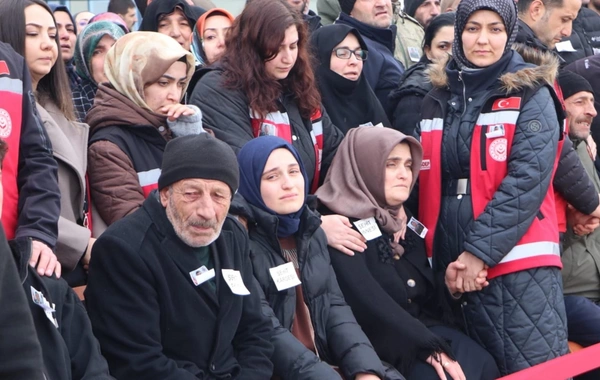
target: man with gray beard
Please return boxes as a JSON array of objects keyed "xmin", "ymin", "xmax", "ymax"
[{"xmin": 85, "ymin": 134, "xmax": 274, "ymax": 380}]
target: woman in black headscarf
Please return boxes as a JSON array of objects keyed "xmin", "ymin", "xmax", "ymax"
[
  {"xmin": 139, "ymin": 0, "xmax": 204, "ymax": 52},
  {"xmin": 418, "ymin": 0, "xmax": 568, "ymax": 375},
  {"xmin": 310, "ymin": 24, "xmax": 389, "ymax": 134}
]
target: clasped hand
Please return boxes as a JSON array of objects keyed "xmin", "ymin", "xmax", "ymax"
[{"xmin": 445, "ymin": 251, "xmax": 488, "ymax": 294}]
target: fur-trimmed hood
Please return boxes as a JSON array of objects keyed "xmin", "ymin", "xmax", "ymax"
[{"xmin": 427, "ymin": 43, "xmax": 559, "ymax": 94}]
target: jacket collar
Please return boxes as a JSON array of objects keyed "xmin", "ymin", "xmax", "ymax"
[
  {"xmin": 231, "ymin": 194, "xmax": 322, "ymax": 263},
  {"xmin": 428, "ymin": 44, "xmax": 559, "ymax": 94},
  {"xmin": 515, "ymin": 19, "xmax": 550, "ymax": 53},
  {"xmin": 337, "ymin": 12, "xmax": 397, "ymax": 53}
]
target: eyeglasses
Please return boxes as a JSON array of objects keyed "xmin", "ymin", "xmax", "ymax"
[{"xmin": 333, "ymin": 47, "xmax": 368, "ymax": 61}]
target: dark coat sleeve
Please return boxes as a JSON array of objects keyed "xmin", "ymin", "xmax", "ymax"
[
  {"xmin": 232, "ymin": 232, "xmax": 275, "ymax": 379},
  {"xmin": 553, "ymin": 136, "xmax": 599, "ymax": 215},
  {"xmin": 318, "ymin": 107, "xmax": 343, "ymax": 186},
  {"xmin": 322, "ymin": 259, "xmax": 401, "ymax": 380},
  {"xmin": 0, "ymin": 226, "xmax": 45, "ymax": 379},
  {"xmin": 15, "ymin": 65, "xmax": 60, "ymax": 248},
  {"xmin": 58, "ymin": 285, "xmax": 113, "ymax": 380},
  {"xmin": 329, "ymin": 245, "xmax": 451, "ymax": 375},
  {"xmin": 189, "ymin": 71, "xmax": 254, "ymax": 154},
  {"xmin": 463, "ymin": 86, "xmax": 559, "ymax": 265},
  {"xmin": 391, "ymin": 93, "xmax": 424, "ymax": 139},
  {"xmin": 85, "ymin": 234, "xmax": 201, "ymax": 380}
]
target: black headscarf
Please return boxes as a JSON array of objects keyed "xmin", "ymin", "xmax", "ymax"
[
  {"xmin": 310, "ymin": 24, "xmax": 390, "ymax": 134},
  {"xmin": 139, "ymin": 0, "xmax": 205, "ymax": 32},
  {"xmin": 452, "ymin": 0, "xmax": 518, "ymax": 69}
]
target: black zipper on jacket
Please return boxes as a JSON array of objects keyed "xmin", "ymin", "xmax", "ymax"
[
  {"xmin": 458, "ymin": 71, "xmax": 467, "ymax": 117},
  {"xmin": 480, "ymin": 125, "xmax": 488, "ymax": 171}
]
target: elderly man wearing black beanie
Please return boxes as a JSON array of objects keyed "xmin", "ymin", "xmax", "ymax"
[
  {"xmin": 558, "ymin": 71, "xmax": 600, "ymax": 369},
  {"xmin": 85, "ymin": 134, "xmax": 274, "ymax": 379}
]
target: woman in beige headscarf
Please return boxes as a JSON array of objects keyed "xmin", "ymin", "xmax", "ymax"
[
  {"xmin": 86, "ymin": 31, "xmax": 204, "ymax": 226},
  {"xmin": 316, "ymin": 126, "xmax": 498, "ymax": 380}
]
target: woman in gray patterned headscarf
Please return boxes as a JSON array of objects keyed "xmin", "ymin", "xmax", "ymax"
[{"xmin": 416, "ymin": 0, "xmax": 569, "ymax": 375}]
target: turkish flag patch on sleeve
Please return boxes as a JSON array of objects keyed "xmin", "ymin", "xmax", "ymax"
[
  {"xmin": 0, "ymin": 61, "xmax": 9, "ymax": 76},
  {"xmin": 492, "ymin": 97, "xmax": 521, "ymax": 111}
]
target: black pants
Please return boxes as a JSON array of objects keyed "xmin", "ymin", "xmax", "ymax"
[{"xmin": 407, "ymin": 325, "xmax": 500, "ymax": 380}]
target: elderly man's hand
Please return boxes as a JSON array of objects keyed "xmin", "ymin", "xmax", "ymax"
[{"xmin": 568, "ymin": 204, "xmax": 600, "ymax": 235}]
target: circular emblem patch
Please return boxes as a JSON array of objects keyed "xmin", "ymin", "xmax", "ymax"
[
  {"xmin": 489, "ymin": 138, "xmax": 507, "ymax": 162},
  {"xmin": 0, "ymin": 108, "xmax": 12, "ymax": 138},
  {"xmin": 528, "ymin": 120, "xmax": 541, "ymax": 133}
]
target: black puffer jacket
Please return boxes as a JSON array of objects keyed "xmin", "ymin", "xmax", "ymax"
[
  {"xmin": 422, "ymin": 50, "xmax": 568, "ymax": 374},
  {"xmin": 190, "ymin": 69, "xmax": 343, "ymax": 191},
  {"xmin": 231, "ymin": 197, "xmax": 403, "ymax": 380},
  {"xmin": 389, "ymin": 61, "xmax": 432, "ymax": 138},
  {"xmin": 558, "ymin": 7, "xmax": 600, "ymax": 65}
]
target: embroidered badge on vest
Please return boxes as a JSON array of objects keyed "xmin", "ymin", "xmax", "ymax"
[
  {"xmin": 0, "ymin": 108, "xmax": 12, "ymax": 138},
  {"xmin": 492, "ymin": 97, "xmax": 522, "ymax": 111},
  {"xmin": 489, "ymin": 138, "xmax": 508, "ymax": 162}
]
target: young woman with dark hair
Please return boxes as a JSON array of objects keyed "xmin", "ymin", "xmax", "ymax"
[
  {"xmin": 0, "ymin": 0, "xmax": 75, "ymax": 121},
  {"xmin": 191, "ymin": 0, "xmax": 368, "ymax": 256},
  {"xmin": 191, "ymin": 0, "xmax": 342, "ymax": 192},
  {"xmin": 0, "ymin": 0, "xmax": 95, "ymax": 285}
]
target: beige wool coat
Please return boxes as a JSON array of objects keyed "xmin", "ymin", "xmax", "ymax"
[{"xmin": 37, "ymin": 101, "xmax": 91, "ymax": 272}]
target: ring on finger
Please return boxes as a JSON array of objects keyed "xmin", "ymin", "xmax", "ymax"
[{"xmin": 443, "ymin": 362, "xmax": 449, "ymax": 368}]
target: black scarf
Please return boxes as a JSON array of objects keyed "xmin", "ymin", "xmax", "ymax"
[
  {"xmin": 139, "ymin": 0, "xmax": 205, "ymax": 32},
  {"xmin": 310, "ymin": 25, "xmax": 390, "ymax": 134}
]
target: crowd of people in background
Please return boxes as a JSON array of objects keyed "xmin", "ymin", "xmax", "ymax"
[{"xmin": 2, "ymin": 0, "xmax": 600, "ymax": 378}]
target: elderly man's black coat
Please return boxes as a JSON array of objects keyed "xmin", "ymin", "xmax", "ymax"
[{"xmin": 85, "ymin": 193, "xmax": 274, "ymax": 380}]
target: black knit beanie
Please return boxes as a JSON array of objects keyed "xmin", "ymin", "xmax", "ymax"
[
  {"xmin": 452, "ymin": 0, "xmax": 518, "ymax": 68},
  {"xmin": 405, "ymin": 0, "xmax": 426, "ymax": 18},
  {"xmin": 339, "ymin": 0, "xmax": 357, "ymax": 15},
  {"xmin": 558, "ymin": 70, "xmax": 594, "ymax": 101},
  {"xmin": 158, "ymin": 134, "xmax": 240, "ymax": 197}
]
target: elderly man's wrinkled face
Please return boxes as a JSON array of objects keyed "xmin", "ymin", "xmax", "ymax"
[
  {"xmin": 566, "ymin": 91, "xmax": 597, "ymax": 141},
  {"xmin": 160, "ymin": 178, "xmax": 231, "ymax": 247}
]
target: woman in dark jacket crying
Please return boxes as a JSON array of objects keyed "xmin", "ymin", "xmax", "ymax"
[
  {"xmin": 232, "ymin": 136, "xmax": 404, "ymax": 380},
  {"xmin": 316, "ymin": 126, "xmax": 499, "ymax": 380}
]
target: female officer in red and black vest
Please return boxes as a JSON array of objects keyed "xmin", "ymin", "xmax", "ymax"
[{"xmin": 417, "ymin": 0, "xmax": 568, "ymax": 375}]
